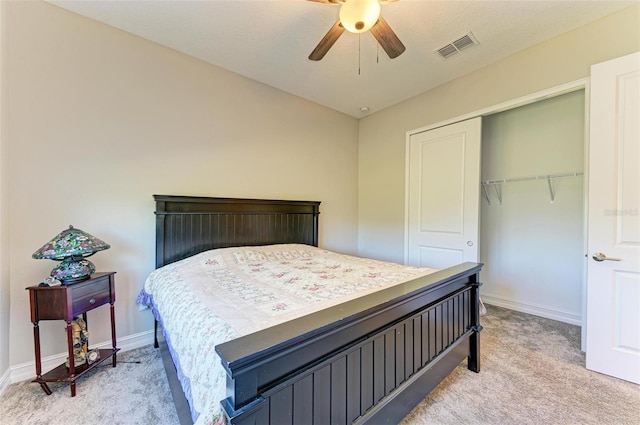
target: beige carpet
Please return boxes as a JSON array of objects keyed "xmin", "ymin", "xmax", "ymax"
[
  {"xmin": 1, "ymin": 305, "xmax": 638, "ymax": 424},
  {"xmin": 401, "ymin": 305, "xmax": 640, "ymax": 425},
  {"xmin": 0, "ymin": 345, "xmax": 179, "ymax": 425}
]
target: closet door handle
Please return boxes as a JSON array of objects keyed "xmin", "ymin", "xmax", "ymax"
[{"xmin": 592, "ymin": 252, "xmax": 622, "ymax": 262}]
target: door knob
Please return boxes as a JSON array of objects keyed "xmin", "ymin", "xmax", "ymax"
[{"xmin": 592, "ymin": 252, "xmax": 622, "ymax": 262}]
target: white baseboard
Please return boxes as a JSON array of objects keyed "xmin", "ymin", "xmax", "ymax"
[
  {"xmin": 7, "ymin": 330, "xmax": 155, "ymax": 386},
  {"xmin": 481, "ymin": 294, "xmax": 582, "ymax": 326},
  {"xmin": 0, "ymin": 367, "xmax": 10, "ymax": 398}
]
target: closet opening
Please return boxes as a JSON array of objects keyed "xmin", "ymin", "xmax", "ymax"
[{"xmin": 478, "ymin": 90, "xmax": 586, "ymax": 326}]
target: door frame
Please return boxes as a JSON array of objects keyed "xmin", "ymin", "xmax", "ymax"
[{"xmin": 404, "ymin": 77, "xmax": 590, "ymax": 348}]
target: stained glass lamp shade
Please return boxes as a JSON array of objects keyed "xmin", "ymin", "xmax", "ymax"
[{"xmin": 32, "ymin": 225, "xmax": 110, "ymax": 283}]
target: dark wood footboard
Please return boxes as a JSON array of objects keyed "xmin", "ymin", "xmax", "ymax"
[{"xmin": 216, "ymin": 262, "xmax": 483, "ymax": 425}]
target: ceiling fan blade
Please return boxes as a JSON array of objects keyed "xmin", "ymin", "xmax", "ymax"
[
  {"xmin": 369, "ymin": 15, "xmax": 406, "ymax": 59},
  {"xmin": 309, "ymin": 21, "xmax": 345, "ymax": 61}
]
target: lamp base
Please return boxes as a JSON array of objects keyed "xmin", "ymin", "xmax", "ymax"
[{"xmin": 51, "ymin": 259, "xmax": 96, "ymax": 283}]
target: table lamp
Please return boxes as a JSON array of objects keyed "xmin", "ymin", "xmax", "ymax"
[{"xmin": 32, "ymin": 225, "xmax": 110, "ymax": 283}]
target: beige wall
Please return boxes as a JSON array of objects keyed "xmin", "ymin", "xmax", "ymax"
[
  {"xmin": 358, "ymin": 4, "xmax": 640, "ymax": 263},
  {"xmin": 0, "ymin": 1, "xmax": 10, "ymax": 379},
  {"xmin": 5, "ymin": 1, "xmax": 358, "ymax": 366}
]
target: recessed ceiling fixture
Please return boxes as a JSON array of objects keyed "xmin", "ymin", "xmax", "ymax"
[
  {"xmin": 435, "ymin": 32, "xmax": 479, "ymax": 59},
  {"xmin": 308, "ymin": 0, "xmax": 405, "ymax": 61}
]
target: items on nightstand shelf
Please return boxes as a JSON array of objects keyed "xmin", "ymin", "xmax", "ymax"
[
  {"xmin": 32, "ymin": 225, "xmax": 110, "ymax": 283},
  {"xmin": 26, "ymin": 272, "xmax": 119, "ymax": 397},
  {"xmin": 65, "ymin": 316, "xmax": 89, "ymax": 367}
]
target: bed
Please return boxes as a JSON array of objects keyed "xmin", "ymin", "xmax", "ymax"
[{"xmin": 139, "ymin": 194, "xmax": 483, "ymax": 425}]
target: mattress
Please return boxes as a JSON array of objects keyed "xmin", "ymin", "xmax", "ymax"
[{"xmin": 137, "ymin": 244, "xmax": 435, "ymax": 425}]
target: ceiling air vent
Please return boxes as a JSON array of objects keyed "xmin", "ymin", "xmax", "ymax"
[
  {"xmin": 435, "ymin": 32, "xmax": 479, "ymax": 59},
  {"xmin": 437, "ymin": 44, "xmax": 458, "ymax": 59}
]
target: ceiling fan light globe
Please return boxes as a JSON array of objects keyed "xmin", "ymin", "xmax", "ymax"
[{"xmin": 339, "ymin": 0, "xmax": 381, "ymax": 34}]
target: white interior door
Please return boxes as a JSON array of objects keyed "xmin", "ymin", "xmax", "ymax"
[
  {"xmin": 407, "ymin": 117, "xmax": 481, "ymax": 268},
  {"xmin": 586, "ymin": 52, "xmax": 640, "ymax": 384}
]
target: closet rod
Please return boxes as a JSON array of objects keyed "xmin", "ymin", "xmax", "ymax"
[
  {"xmin": 481, "ymin": 171, "xmax": 583, "ymax": 204},
  {"xmin": 482, "ymin": 171, "xmax": 583, "ymax": 185}
]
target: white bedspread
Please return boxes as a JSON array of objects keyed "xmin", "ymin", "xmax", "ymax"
[{"xmin": 138, "ymin": 244, "xmax": 435, "ymax": 425}]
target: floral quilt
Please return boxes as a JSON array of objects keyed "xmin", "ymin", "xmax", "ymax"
[{"xmin": 137, "ymin": 244, "xmax": 435, "ymax": 425}]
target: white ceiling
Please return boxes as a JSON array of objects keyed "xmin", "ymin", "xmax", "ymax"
[{"xmin": 48, "ymin": 0, "xmax": 634, "ymax": 118}]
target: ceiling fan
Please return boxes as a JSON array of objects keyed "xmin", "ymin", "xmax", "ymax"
[{"xmin": 308, "ymin": 0, "xmax": 406, "ymax": 61}]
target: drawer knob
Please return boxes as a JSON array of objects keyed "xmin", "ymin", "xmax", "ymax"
[{"xmin": 89, "ymin": 298, "xmax": 96, "ymax": 304}]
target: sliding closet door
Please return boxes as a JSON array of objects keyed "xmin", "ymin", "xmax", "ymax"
[
  {"xmin": 406, "ymin": 118, "xmax": 481, "ymax": 268},
  {"xmin": 586, "ymin": 52, "xmax": 640, "ymax": 384}
]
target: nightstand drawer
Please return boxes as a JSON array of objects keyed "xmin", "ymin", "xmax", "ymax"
[{"xmin": 71, "ymin": 276, "xmax": 112, "ymax": 316}]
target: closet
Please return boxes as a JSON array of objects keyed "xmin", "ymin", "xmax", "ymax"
[
  {"xmin": 407, "ymin": 54, "xmax": 638, "ymax": 381},
  {"xmin": 479, "ymin": 90, "xmax": 585, "ymax": 325}
]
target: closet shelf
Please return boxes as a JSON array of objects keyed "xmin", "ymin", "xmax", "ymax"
[{"xmin": 481, "ymin": 171, "xmax": 583, "ymax": 204}]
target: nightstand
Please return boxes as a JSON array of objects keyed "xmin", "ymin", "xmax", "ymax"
[{"xmin": 26, "ymin": 272, "xmax": 119, "ymax": 396}]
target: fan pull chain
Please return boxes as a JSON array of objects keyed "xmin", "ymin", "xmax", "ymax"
[{"xmin": 358, "ymin": 34, "xmax": 361, "ymax": 75}]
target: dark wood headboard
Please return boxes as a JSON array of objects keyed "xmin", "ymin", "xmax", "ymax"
[{"xmin": 154, "ymin": 195, "xmax": 321, "ymax": 268}]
